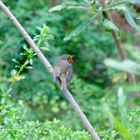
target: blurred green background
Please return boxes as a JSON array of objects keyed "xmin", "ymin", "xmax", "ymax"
[{"xmin": 0, "ymin": 0, "xmax": 140, "ymax": 139}]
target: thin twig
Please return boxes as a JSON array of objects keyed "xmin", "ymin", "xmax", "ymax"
[
  {"xmin": 99, "ymin": 0, "xmax": 136, "ymax": 85},
  {"xmin": 0, "ymin": 1, "xmax": 100, "ymax": 140}
]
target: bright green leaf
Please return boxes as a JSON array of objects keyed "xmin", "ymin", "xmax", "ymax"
[
  {"xmin": 40, "ymin": 47, "xmax": 50, "ymax": 51},
  {"xmin": 114, "ymin": 118, "xmax": 131, "ymax": 140},
  {"xmin": 29, "ymin": 59, "xmax": 33, "ymax": 65},
  {"xmin": 12, "ymin": 59, "xmax": 20, "ymax": 64},
  {"xmin": 26, "ymin": 66, "xmax": 33, "ymax": 69},
  {"xmin": 103, "ymin": 19, "xmax": 119, "ymax": 32},
  {"xmin": 0, "ymin": 88, "xmax": 4, "ymax": 94}
]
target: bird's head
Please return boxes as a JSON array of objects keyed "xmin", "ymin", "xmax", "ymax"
[{"xmin": 58, "ymin": 54, "xmax": 73, "ymax": 64}]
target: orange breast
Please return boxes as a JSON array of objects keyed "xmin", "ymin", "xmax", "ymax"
[{"xmin": 68, "ymin": 56, "xmax": 73, "ymax": 64}]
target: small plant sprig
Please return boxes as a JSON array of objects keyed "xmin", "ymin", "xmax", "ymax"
[
  {"xmin": 34, "ymin": 24, "xmax": 54, "ymax": 51},
  {"xmin": 9, "ymin": 25, "xmax": 53, "ymax": 91},
  {"xmin": 0, "ymin": 45, "xmax": 34, "ymax": 106},
  {"xmin": 1, "ymin": 25, "xmax": 53, "ymax": 105}
]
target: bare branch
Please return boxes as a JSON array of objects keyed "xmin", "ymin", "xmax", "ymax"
[
  {"xmin": 0, "ymin": 1, "xmax": 100, "ymax": 140},
  {"xmin": 99, "ymin": 0, "xmax": 136, "ymax": 85}
]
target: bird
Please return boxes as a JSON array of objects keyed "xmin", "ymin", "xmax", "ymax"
[{"xmin": 54, "ymin": 54, "xmax": 73, "ymax": 91}]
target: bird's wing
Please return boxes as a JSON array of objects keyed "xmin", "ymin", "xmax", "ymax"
[
  {"xmin": 54, "ymin": 64, "xmax": 61, "ymax": 77},
  {"xmin": 66, "ymin": 66, "xmax": 73, "ymax": 85},
  {"xmin": 54, "ymin": 64, "xmax": 61, "ymax": 86}
]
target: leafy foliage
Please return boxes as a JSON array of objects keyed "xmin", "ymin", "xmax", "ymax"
[
  {"xmin": 0, "ymin": 92, "xmax": 92, "ymax": 140},
  {"xmin": 0, "ymin": 0, "xmax": 140, "ymax": 139}
]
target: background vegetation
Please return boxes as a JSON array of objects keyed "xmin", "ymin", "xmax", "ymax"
[{"xmin": 0, "ymin": 0, "xmax": 140, "ymax": 139}]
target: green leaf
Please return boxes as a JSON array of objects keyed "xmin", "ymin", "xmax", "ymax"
[
  {"xmin": 113, "ymin": 0, "xmax": 140, "ymax": 4},
  {"xmin": 49, "ymin": 2, "xmax": 86, "ymax": 12},
  {"xmin": 124, "ymin": 0, "xmax": 140, "ymax": 4},
  {"xmin": 23, "ymin": 45, "xmax": 29, "ymax": 52},
  {"xmin": 63, "ymin": 14, "xmax": 98, "ymax": 41},
  {"xmin": 11, "ymin": 69, "xmax": 17, "ymax": 76},
  {"xmin": 0, "ymin": 88, "xmax": 4, "ymax": 94},
  {"xmin": 118, "ymin": 87, "xmax": 126, "ymax": 108},
  {"xmin": 29, "ymin": 59, "xmax": 33, "ymax": 65},
  {"xmin": 12, "ymin": 59, "xmax": 20, "ymax": 64},
  {"xmin": 49, "ymin": 3, "xmax": 67, "ymax": 12},
  {"xmin": 111, "ymin": 5, "xmax": 127, "ymax": 12},
  {"xmin": 26, "ymin": 66, "xmax": 33, "ymax": 69},
  {"xmin": 117, "ymin": 87, "xmax": 127, "ymax": 120},
  {"xmin": 104, "ymin": 58, "xmax": 140, "ymax": 75},
  {"xmin": 123, "ymin": 83, "xmax": 140, "ymax": 92},
  {"xmin": 103, "ymin": 19, "xmax": 119, "ymax": 32},
  {"xmin": 114, "ymin": 119, "xmax": 131, "ymax": 140},
  {"xmin": 136, "ymin": 16, "xmax": 140, "ymax": 20},
  {"xmin": 110, "ymin": 5, "xmax": 139, "ymax": 30},
  {"xmin": 124, "ymin": 7, "xmax": 139, "ymax": 30},
  {"xmin": 24, "ymin": 60, "xmax": 30, "ymax": 65},
  {"xmin": 40, "ymin": 47, "xmax": 50, "ymax": 51}
]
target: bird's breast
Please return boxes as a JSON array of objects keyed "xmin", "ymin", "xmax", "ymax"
[{"xmin": 59, "ymin": 61, "xmax": 72, "ymax": 74}]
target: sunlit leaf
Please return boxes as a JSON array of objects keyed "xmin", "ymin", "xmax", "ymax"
[
  {"xmin": 118, "ymin": 87, "xmax": 126, "ymax": 107},
  {"xmin": 123, "ymin": 83, "xmax": 140, "ymax": 92},
  {"xmin": 113, "ymin": 0, "xmax": 140, "ymax": 4},
  {"xmin": 29, "ymin": 59, "xmax": 33, "ymax": 65},
  {"xmin": 40, "ymin": 47, "xmax": 50, "ymax": 51},
  {"xmin": 26, "ymin": 66, "xmax": 33, "ymax": 69},
  {"xmin": 114, "ymin": 119, "xmax": 131, "ymax": 140},
  {"xmin": 12, "ymin": 59, "xmax": 20, "ymax": 64},
  {"xmin": 104, "ymin": 58, "xmax": 140, "ymax": 75},
  {"xmin": 23, "ymin": 45, "xmax": 29, "ymax": 51},
  {"xmin": 11, "ymin": 69, "xmax": 17, "ymax": 76},
  {"xmin": 117, "ymin": 87, "xmax": 127, "ymax": 120},
  {"xmin": 18, "ymin": 100, "xmax": 24, "ymax": 106},
  {"xmin": 112, "ymin": 73, "xmax": 127, "ymax": 83},
  {"xmin": 0, "ymin": 88, "xmax": 4, "ymax": 94},
  {"xmin": 103, "ymin": 19, "xmax": 119, "ymax": 32},
  {"xmin": 49, "ymin": 3, "xmax": 67, "ymax": 12},
  {"xmin": 136, "ymin": 16, "xmax": 140, "ymax": 20},
  {"xmin": 123, "ymin": 0, "xmax": 140, "ymax": 4},
  {"xmin": 24, "ymin": 60, "xmax": 29, "ymax": 65},
  {"xmin": 49, "ymin": 2, "xmax": 86, "ymax": 12},
  {"xmin": 124, "ymin": 7, "xmax": 139, "ymax": 30},
  {"xmin": 110, "ymin": 5, "xmax": 139, "ymax": 30},
  {"xmin": 111, "ymin": 5, "xmax": 127, "ymax": 11}
]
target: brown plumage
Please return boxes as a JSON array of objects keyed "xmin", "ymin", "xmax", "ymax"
[{"xmin": 54, "ymin": 54, "xmax": 73, "ymax": 90}]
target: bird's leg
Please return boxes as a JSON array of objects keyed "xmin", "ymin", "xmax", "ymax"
[{"xmin": 55, "ymin": 77, "xmax": 61, "ymax": 87}]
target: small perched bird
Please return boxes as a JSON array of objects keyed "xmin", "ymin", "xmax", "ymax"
[{"xmin": 54, "ymin": 54, "xmax": 73, "ymax": 91}]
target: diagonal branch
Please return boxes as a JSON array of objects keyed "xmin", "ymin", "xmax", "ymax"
[
  {"xmin": 0, "ymin": 1, "xmax": 100, "ymax": 140},
  {"xmin": 99, "ymin": 0, "xmax": 136, "ymax": 85}
]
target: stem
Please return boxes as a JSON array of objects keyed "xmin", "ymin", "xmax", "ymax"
[
  {"xmin": 0, "ymin": 1, "xmax": 100, "ymax": 139},
  {"xmin": 9, "ymin": 57, "xmax": 31, "ymax": 89},
  {"xmin": 3, "ymin": 57, "xmax": 31, "ymax": 105},
  {"xmin": 99, "ymin": 0, "xmax": 136, "ymax": 85}
]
